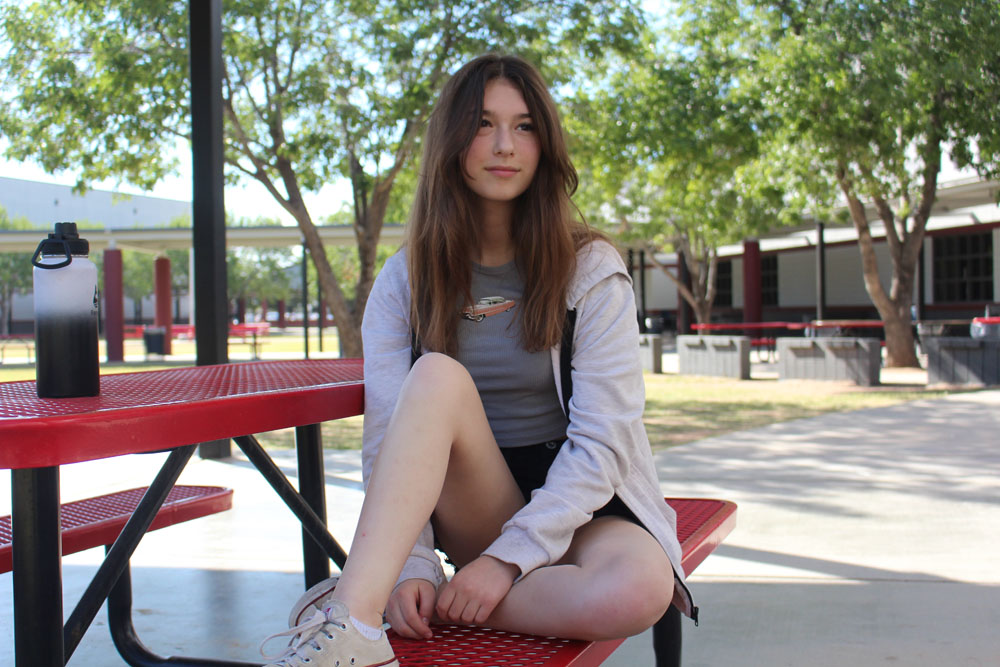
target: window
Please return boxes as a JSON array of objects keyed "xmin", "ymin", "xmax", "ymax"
[
  {"xmin": 932, "ymin": 232, "xmax": 994, "ymax": 303},
  {"xmin": 761, "ymin": 255, "xmax": 778, "ymax": 306},
  {"xmin": 715, "ymin": 260, "xmax": 732, "ymax": 307}
]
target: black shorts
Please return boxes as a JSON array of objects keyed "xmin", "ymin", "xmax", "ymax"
[{"xmin": 500, "ymin": 439, "xmax": 644, "ymax": 526}]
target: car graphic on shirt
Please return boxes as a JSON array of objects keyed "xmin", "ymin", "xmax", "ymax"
[{"xmin": 461, "ymin": 296, "xmax": 516, "ymax": 322}]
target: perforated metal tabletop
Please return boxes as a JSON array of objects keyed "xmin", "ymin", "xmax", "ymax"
[{"xmin": 0, "ymin": 358, "xmax": 364, "ymax": 468}]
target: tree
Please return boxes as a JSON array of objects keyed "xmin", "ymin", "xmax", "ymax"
[
  {"xmin": 0, "ymin": 0, "xmax": 644, "ymax": 356},
  {"xmin": 121, "ymin": 250, "xmax": 155, "ymax": 324},
  {"xmin": 0, "ymin": 208, "xmax": 37, "ymax": 335},
  {"xmin": 227, "ymin": 246, "xmax": 297, "ymax": 322},
  {"xmin": 568, "ymin": 34, "xmax": 797, "ymax": 325},
  {"xmin": 678, "ymin": 0, "xmax": 1000, "ymax": 366}
]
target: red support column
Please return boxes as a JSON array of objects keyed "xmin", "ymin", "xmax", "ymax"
[
  {"xmin": 277, "ymin": 300, "xmax": 287, "ymax": 328},
  {"xmin": 742, "ymin": 239, "xmax": 762, "ymax": 327},
  {"xmin": 154, "ymin": 255, "xmax": 173, "ymax": 355},
  {"xmin": 103, "ymin": 248, "xmax": 125, "ymax": 362}
]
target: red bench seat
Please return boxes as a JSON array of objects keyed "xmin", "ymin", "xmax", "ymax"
[
  {"xmin": 388, "ymin": 498, "xmax": 737, "ymax": 667},
  {"xmin": 0, "ymin": 484, "xmax": 233, "ymax": 573}
]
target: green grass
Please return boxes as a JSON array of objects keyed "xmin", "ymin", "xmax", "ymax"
[
  {"xmin": 640, "ymin": 373, "xmax": 955, "ymax": 448},
  {"xmin": 2, "ymin": 341, "xmax": 962, "ymax": 450},
  {"xmin": 253, "ymin": 372, "xmax": 958, "ymax": 451}
]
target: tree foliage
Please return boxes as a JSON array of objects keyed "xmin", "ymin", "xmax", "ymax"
[
  {"xmin": 121, "ymin": 251, "xmax": 155, "ymax": 323},
  {"xmin": 227, "ymin": 246, "xmax": 297, "ymax": 321},
  {"xmin": 568, "ymin": 31, "xmax": 803, "ymax": 324},
  {"xmin": 676, "ymin": 0, "xmax": 1000, "ymax": 365},
  {"xmin": 0, "ymin": 0, "xmax": 645, "ymax": 356},
  {"xmin": 0, "ymin": 208, "xmax": 38, "ymax": 335}
]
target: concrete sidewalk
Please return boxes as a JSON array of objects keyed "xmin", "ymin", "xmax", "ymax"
[
  {"xmin": 622, "ymin": 387, "xmax": 1000, "ymax": 666},
  {"xmin": 2, "ymin": 388, "xmax": 998, "ymax": 665}
]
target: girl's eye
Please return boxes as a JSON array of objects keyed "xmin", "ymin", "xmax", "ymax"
[
  {"xmin": 479, "ymin": 118, "xmax": 491, "ymax": 128},
  {"xmin": 518, "ymin": 122, "xmax": 535, "ymax": 132}
]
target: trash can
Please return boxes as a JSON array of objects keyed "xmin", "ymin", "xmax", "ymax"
[{"xmin": 143, "ymin": 326, "xmax": 166, "ymax": 355}]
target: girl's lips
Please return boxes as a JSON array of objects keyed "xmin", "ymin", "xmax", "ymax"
[{"xmin": 486, "ymin": 166, "xmax": 519, "ymax": 177}]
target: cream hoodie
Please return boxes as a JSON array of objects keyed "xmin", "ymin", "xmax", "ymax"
[{"xmin": 360, "ymin": 240, "xmax": 694, "ymax": 618}]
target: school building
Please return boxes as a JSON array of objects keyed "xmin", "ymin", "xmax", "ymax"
[{"xmin": 628, "ymin": 173, "xmax": 1000, "ymax": 332}]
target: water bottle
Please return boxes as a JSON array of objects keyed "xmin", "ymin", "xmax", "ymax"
[{"xmin": 31, "ymin": 222, "xmax": 100, "ymax": 398}]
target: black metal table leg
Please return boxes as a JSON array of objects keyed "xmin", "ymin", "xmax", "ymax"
[
  {"xmin": 63, "ymin": 445, "xmax": 197, "ymax": 662},
  {"xmin": 107, "ymin": 556, "xmax": 260, "ymax": 667},
  {"xmin": 295, "ymin": 423, "xmax": 331, "ymax": 587},
  {"xmin": 652, "ymin": 604, "xmax": 683, "ymax": 667},
  {"xmin": 233, "ymin": 435, "xmax": 348, "ymax": 569},
  {"xmin": 11, "ymin": 466, "xmax": 63, "ymax": 667}
]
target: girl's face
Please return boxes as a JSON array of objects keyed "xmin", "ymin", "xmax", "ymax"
[{"xmin": 462, "ymin": 78, "xmax": 541, "ymax": 213}]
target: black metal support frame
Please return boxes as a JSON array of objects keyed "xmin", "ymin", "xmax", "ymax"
[
  {"xmin": 190, "ymin": 0, "xmax": 227, "ymax": 371},
  {"xmin": 233, "ymin": 432, "xmax": 348, "ymax": 574},
  {"xmin": 100, "ymin": 426, "xmax": 345, "ymax": 667},
  {"xmin": 11, "ymin": 445, "xmax": 195, "ymax": 667},
  {"xmin": 64, "ymin": 445, "xmax": 197, "ymax": 660},
  {"xmin": 294, "ymin": 424, "xmax": 333, "ymax": 586},
  {"xmin": 107, "ymin": 560, "xmax": 259, "ymax": 667},
  {"xmin": 11, "ymin": 466, "xmax": 63, "ymax": 667},
  {"xmin": 9, "ymin": 422, "xmax": 347, "ymax": 666},
  {"xmin": 190, "ymin": 0, "xmax": 230, "ymax": 461},
  {"xmin": 652, "ymin": 605, "xmax": 683, "ymax": 667}
]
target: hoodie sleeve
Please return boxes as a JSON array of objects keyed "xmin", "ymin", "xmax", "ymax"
[
  {"xmin": 361, "ymin": 251, "xmax": 446, "ymax": 589},
  {"xmin": 482, "ymin": 242, "xmax": 645, "ymax": 576}
]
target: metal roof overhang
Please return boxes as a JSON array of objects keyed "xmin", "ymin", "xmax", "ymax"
[{"xmin": 0, "ymin": 224, "xmax": 408, "ymax": 254}]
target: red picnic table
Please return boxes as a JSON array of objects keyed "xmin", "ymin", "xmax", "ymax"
[
  {"xmin": 690, "ymin": 321, "xmax": 810, "ymax": 360},
  {"xmin": 0, "ymin": 359, "xmax": 734, "ymax": 667},
  {"xmin": 0, "ymin": 359, "xmax": 362, "ymax": 667}
]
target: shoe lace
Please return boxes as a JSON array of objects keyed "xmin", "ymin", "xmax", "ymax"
[{"xmin": 260, "ymin": 608, "xmax": 345, "ymax": 663}]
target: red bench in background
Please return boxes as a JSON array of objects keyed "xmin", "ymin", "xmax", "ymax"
[{"xmin": 0, "ymin": 335, "xmax": 34, "ymax": 364}]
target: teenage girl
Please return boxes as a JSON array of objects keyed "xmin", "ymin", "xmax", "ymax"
[{"xmin": 261, "ymin": 53, "xmax": 694, "ymax": 667}]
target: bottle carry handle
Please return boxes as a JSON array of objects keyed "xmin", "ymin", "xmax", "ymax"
[{"xmin": 31, "ymin": 240, "xmax": 73, "ymax": 270}]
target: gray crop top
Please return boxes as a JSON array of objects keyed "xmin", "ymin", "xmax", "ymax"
[{"xmin": 455, "ymin": 260, "xmax": 568, "ymax": 447}]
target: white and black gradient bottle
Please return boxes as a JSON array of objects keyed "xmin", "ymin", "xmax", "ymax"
[{"xmin": 31, "ymin": 222, "xmax": 100, "ymax": 398}]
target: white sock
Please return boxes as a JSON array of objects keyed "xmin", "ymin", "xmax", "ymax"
[{"xmin": 349, "ymin": 616, "xmax": 383, "ymax": 640}]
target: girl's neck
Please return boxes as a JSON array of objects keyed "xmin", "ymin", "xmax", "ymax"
[{"xmin": 475, "ymin": 200, "xmax": 516, "ymax": 267}]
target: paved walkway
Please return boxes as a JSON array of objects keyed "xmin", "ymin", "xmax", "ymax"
[
  {"xmin": 615, "ymin": 387, "xmax": 1000, "ymax": 666},
  {"xmin": 1, "ymin": 387, "xmax": 998, "ymax": 665}
]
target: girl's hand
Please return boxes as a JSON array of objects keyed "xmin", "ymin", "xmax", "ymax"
[
  {"xmin": 435, "ymin": 555, "xmax": 520, "ymax": 626},
  {"xmin": 386, "ymin": 578, "xmax": 438, "ymax": 639}
]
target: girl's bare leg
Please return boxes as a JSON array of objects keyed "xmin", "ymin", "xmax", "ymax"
[
  {"xmin": 331, "ymin": 353, "xmax": 525, "ymax": 628},
  {"xmin": 478, "ymin": 517, "xmax": 677, "ymax": 640},
  {"xmin": 331, "ymin": 351, "xmax": 673, "ymax": 640},
  {"xmin": 424, "ymin": 413, "xmax": 677, "ymax": 639}
]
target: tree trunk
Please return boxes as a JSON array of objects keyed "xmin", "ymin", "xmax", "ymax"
[
  {"xmin": 837, "ymin": 169, "xmax": 921, "ymax": 368},
  {"xmin": 646, "ymin": 243, "xmax": 716, "ymax": 325},
  {"xmin": 299, "ymin": 214, "xmax": 364, "ymax": 358},
  {"xmin": 274, "ymin": 160, "xmax": 365, "ymax": 358},
  {"xmin": 692, "ymin": 301, "xmax": 713, "ymax": 326}
]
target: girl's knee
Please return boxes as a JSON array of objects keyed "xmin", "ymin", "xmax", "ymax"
[
  {"xmin": 408, "ymin": 352, "xmax": 472, "ymax": 388},
  {"xmin": 579, "ymin": 558, "xmax": 674, "ymax": 638}
]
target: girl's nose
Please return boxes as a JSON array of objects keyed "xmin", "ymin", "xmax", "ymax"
[{"xmin": 493, "ymin": 127, "xmax": 514, "ymax": 156}]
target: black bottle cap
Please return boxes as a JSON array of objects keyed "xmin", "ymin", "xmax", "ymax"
[{"xmin": 31, "ymin": 222, "xmax": 90, "ymax": 269}]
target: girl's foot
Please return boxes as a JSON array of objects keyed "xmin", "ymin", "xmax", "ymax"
[{"xmin": 261, "ymin": 600, "xmax": 398, "ymax": 667}]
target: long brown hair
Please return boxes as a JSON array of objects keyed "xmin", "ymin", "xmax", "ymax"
[{"xmin": 407, "ymin": 53, "xmax": 599, "ymax": 355}]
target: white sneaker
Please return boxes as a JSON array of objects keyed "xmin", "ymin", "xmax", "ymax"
[
  {"xmin": 261, "ymin": 600, "xmax": 398, "ymax": 667},
  {"xmin": 288, "ymin": 575, "xmax": 340, "ymax": 627}
]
